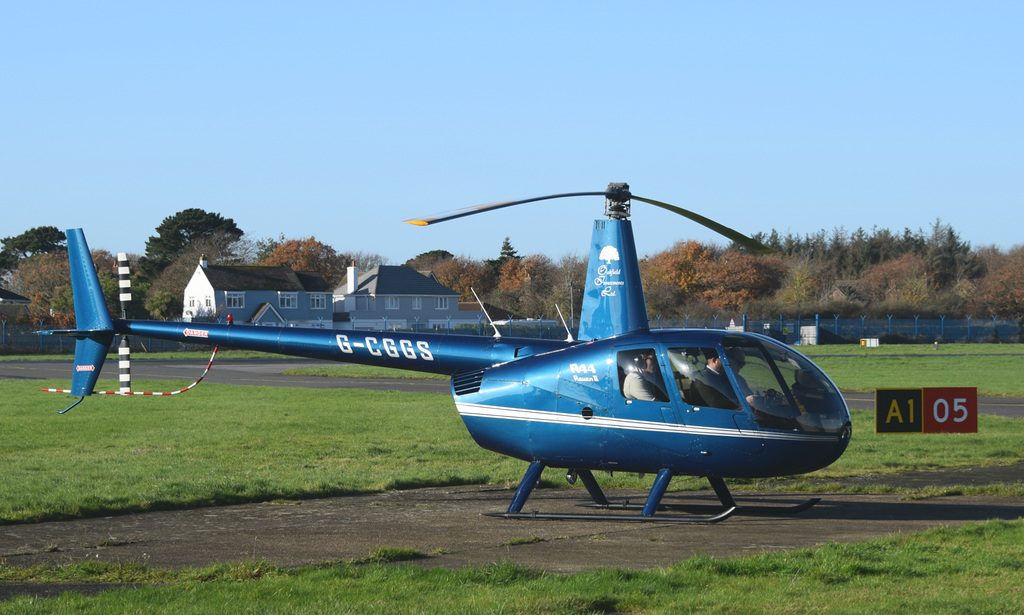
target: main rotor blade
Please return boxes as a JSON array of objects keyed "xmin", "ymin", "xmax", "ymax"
[
  {"xmin": 404, "ymin": 191, "xmax": 607, "ymax": 226},
  {"xmin": 631, "ymin": 195, "xmax": 774, "ymax": 254},
  {"xmin": 405, "ymin": 187, "xmax": 773, "ymax": 254}
]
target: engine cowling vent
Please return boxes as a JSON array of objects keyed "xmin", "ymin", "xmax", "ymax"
[{"xmin": 452, "ymin": 369, "xmax": 485, "ymax": 396}]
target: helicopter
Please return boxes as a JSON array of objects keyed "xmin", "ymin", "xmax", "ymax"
[{"xmin": 46, "ymin": 182, "xmax": 851, "ymax": 523}]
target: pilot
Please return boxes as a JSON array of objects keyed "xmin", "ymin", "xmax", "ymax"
[
  {"xmin": 690, "ymin": 347, "xmax": 751, "ymax": 410},
  {"xmin": 623, "ymin": 350, "xmax": 666, "ymax": 401}
]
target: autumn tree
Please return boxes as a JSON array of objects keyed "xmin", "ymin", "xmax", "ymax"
[
  {"xmin": 639, "ymin": 240, "xmax": 715, "ymax": 316},
  {"xmin": 969, "ymin": 245, "xmax": 1024, "ymax": 318},
  {"xmin": 696, "ymin": 251, "xmax": 786, "ymax": 312},
  {"xmin": 432, "ymin": 256, "xmax": 491, "ymax": 303},
  {"xmin": 857, "ymin": 254, "xmax": 929, "ymax": 304},
  {"xmin": 258, "ymin": 236, "xmax": 348, "ymax": 286},
  {"xmin": 10, "ymin": 251, "xmax": 71, "ymax": 325},
  {"xmin": 9, "ymin": 249, "xmax": 123, "ymax": 327},
  {"xmin": 492, "ymin": 254, "xmax": 556, "ymax": 317}
]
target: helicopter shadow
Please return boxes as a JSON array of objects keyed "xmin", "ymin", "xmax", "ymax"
[{"xmin": 800, "ymin": 495, "xmax": 1024, "ymax": 523}]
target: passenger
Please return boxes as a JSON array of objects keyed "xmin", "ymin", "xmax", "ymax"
[
  {"xmin": 623, "ymin": 350, "xmax": 664, "ymax": 401},
  {"xmin": 690, "ymin": 348, "xmax": 751, "ymax": 410}
]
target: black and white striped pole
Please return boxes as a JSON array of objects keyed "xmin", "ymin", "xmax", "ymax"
[{"xmin": 117, "ymin": 253, "xmax": 132, "ymax": 394}]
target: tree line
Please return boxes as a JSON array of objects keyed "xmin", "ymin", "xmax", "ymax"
[{"xmin": 2, "ymin": 210, "xmax": 1022, "ymax": 328}]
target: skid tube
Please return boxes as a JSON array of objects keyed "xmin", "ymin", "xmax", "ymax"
[
  {"xmin": 486, "ymin": 463, "xmax": 740, "ymax": 524},
  {"xmin": 487, "ymin": 508, "xmax": 737, "ymax": 524},
  {"xmin": 578, "ymin": 476, "xmax": 821, "ymax": 517}
]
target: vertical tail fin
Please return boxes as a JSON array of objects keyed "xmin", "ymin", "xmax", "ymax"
[
  {"xmin": 577, "ymin": 218, "xmax": 649, "ymax": 341},
  {"xmin": 66, "ymin": 229, "xmax": 114, "ymax": 396}
]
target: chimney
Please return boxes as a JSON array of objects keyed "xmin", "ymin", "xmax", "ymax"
[
  {"xmin": 346, "ymin": 262, "xmax": 358, "ymax": 294},
  {"xmin": 199, "ymin": 254, "xmax": 208, "ymax": 269}
]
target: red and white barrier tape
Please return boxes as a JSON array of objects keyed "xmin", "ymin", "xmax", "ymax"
[{"xmin": 43, "ymin": 346, "xmax": 219, "ymax": 396}]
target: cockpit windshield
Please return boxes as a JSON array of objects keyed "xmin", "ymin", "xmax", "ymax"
[{"xmin": 666, "ymin": 338, "xmax": 849, "ymax": 434}]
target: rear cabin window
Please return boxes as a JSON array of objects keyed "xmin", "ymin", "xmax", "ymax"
[{"xmin": 616, "ymin": 348, "xmax": 669, "ymax": 402}]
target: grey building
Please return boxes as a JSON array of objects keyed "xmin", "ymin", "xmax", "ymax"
[{"xmin": 333, "ymin": 264, "xmax": 483, "ymax": 331}]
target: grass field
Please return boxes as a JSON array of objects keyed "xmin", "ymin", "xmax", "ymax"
[
  {"xmin": 2, "ymin": 519, "xmax": 1023, "ymax": 613},
  {"xmin": 2, "ymin": 345, "xmax": 1023, "ymax": 611},
  {"xmin": 281, "ymin": 346, "xmax": 1024, "ymax": 395},
  {"xmin": 4, "ymin": 374, "xmax": 1023, "ymax": 524},
  {"xmin": 178, "ymin": 342, "xmax": 1024, "ymax": 396},
  {"xmin": 5, "ymin": 342, "xmax": 1024, "ymax": 393},
  {"xmin": 798, "ymin": 343, "xmax": 1024, "ymax": 397}
]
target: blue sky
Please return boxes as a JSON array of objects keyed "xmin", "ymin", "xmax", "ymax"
[{"xmin": 3, "ymin": 2, "xmax": 1021, "ymax": 264}]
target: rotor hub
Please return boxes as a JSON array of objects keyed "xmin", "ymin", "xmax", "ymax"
[{"xmin": 604, "ymin": 182, "xmax": 632, "ymax": 220}]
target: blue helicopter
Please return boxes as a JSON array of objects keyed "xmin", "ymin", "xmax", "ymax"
[{"xmin": 48, "ymin": 183, "xmax": 851, "ymax": 523}]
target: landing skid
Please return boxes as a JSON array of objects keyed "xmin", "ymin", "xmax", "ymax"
[
  {"xmin": 580, "ymin": 496, "xmax": 820, "ymax": 516},
  {"xmin": 493, "ymin": 463, "xmax": 819, "ymax": 523},
  {"xmin": 486, "ymin": 507, "xmax": 737, "ymax": 524}
]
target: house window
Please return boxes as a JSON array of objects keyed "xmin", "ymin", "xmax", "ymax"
[
  {"xmin": 412, "ymin": 297, "xmax": 422, "ymax": 310},
  {"xmin": 205, "ymin": 297, "xmax": 211, "ymax": 308},
  {"xmin": 309, "ymin": 294, "xmax": 326, "ymax": 310},
  {"xmin": 227, "ymin": 292, "xmax": 244, "ymax": 308},
  {"xmin": 434, "ymin": 297, "xmax": 449, "ymax": 310},
  {"xmin": 384, "ymin": 296, "xmax": 400, "ymax": 310},
  {"xmin": 279, "ymin": 292, "xmax": 298, "ymax": 309},
  {"xmin": 189, "ymin": 297, "xmax": 195, "ymax": 308}
]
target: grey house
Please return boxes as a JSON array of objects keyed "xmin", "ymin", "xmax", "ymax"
[
  {"xmin": 333, "ymin": 264, "xmax": 482, "ymax": 331},
  {"xmin": 0, "ymin": 287, "xmax": 30, "ymax": 319},
  {"xmin": 183, "ymin": 257, "xmax": 333, "ymax": 327}
]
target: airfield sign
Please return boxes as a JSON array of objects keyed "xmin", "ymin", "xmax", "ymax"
[{"xmin": 875, "ymin": 387, "xmax": 978, "ymax": 434}]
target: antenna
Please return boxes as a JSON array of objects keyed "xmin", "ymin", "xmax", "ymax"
[
  {"xmin": 471, "ymin": 288, "xmax": 501, "ymax": 338},
  {"xmin": 555, "ymin": 304, "xmax": 574, "ymax": 342}
]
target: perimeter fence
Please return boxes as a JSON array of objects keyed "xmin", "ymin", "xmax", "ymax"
[
  {"xmin": 3, "ymin": 314, "xmax": 1022, "ymax": 356},
  {"xmin": 649, "ymin": 314, "xmax": 1024, "ymax": 346}
]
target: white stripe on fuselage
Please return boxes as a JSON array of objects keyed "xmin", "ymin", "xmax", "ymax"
[{"xmin": 455, "ymin": 402, "xmax": 838, "ymax": 443}]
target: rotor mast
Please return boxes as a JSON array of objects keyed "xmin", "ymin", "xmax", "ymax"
[{"xmin": 604, "ymin": 182, "xmax": 632, "ymax": 220}]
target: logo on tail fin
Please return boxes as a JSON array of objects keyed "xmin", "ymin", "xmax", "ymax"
[
  {"xmin": 598, "ymin": 245, "xmax": 620, "ymax": 263},
  {"xmin": 594, "ymin": 245, "xmax": 625, "ymax": 298}
]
